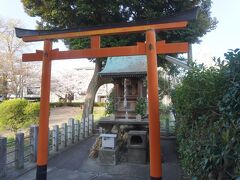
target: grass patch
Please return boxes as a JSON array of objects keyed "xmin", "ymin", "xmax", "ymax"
[
  {"xmin": 93, "ymin": 107, "xmax": 105, "ymax": 122},
  {"xmin": 75, "ymin": 111, "xmax": 83, "ymax": 120},
  {"xmin": 74, "ymin": 106, "xmax": 105, "ymax": 123}
]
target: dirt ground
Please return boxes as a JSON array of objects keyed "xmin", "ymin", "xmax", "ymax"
[{"xmin": 49, "ymin": 106, "xmax": 82, "ymax": 126}]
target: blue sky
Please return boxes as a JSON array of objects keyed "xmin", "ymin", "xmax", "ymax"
[{"xmin": 0, "ymin": 0, "xmax": 239, "ymax": 66}]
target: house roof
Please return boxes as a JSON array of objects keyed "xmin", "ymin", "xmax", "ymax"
[{"xmin": 98, "ymin": 55, "xmax": 147, "ymax": 77}]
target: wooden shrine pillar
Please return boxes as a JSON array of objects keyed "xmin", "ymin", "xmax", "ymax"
[
  {"xmin": 36, "ymin": 40, "xmax": 52, "ymax": 180},
  {"xmin": 146, "ymin": 29, "xmax": 162, "ymax": 180}
]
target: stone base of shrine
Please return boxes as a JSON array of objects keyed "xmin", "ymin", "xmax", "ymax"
[
  {"xmin": 128, "ymin": 148, "xmax": 147, "ymax": 164},
  {"xmin": 96, "ymin": 117, "xmax": 150, "ymax": 166},
  {"xmin": 98, "ymin": 117, "xmax": 149, "ymax": 131},
  {"xmin": 99, "ymin": 147, "xmax": 119, "ymax": 165}
]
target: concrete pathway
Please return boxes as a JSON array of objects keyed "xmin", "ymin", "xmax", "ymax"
[
  {"xmin": 16, "ymin": 136, "xmax": 183, "ymax": 180},
  {"xmin": 161, "ymin": 137, "xmax": 183, "ymax": 180}
]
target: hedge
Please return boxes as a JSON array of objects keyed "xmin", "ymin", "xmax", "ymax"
[
  {"xmin": 172, "ymin": 49, "xmax": 240, "ymax": 179},
  {"xmin": 50, "ymin": 102, "xmax": 105, "ymax": 108},
  {"xmin": 0, "ymin": 99, "xmax": 40, "ymax": 133}
]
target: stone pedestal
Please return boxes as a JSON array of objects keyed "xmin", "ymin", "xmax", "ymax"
[
  {"xmin": 128, "ymin": 148, "xmax": 147, "ymax": 164},
  {"xmin": 127, "ymin": 130, "xmax": 148, "ymax": 164},
  {"xmin": 99, "ymin": 148, "xmax": 119, "ymax": 165}
]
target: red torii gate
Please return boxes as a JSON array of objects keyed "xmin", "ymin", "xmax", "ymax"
[{"xmin": 16, "ymin": 8, "xmax": 198, "ymax": 180}]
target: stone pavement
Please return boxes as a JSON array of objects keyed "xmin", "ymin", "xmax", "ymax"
[{"xmin": 15, "ymin": 136, "xmax": 183, "ymax": 180}]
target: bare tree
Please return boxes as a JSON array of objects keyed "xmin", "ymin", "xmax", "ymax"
[{"xmin": 0, "ymin": 18, "xmax": 30, "ymax": 99}]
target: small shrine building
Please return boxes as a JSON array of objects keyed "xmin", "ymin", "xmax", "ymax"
[{"xmin": 98, "ymin": 55, "xmax": 149, "ymax": 128}]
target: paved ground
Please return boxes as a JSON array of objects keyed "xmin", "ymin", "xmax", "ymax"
[
  {"xmin": 16, "ymin": 136, "xmax": 182, "ymax": 180},
  {"xmin": 161, "ymin": 137, "xmax": 183, "ymax": 180}
]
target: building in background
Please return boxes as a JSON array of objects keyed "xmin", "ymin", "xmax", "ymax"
[{"xmin": 23, "ymin": 66, "xmax": 113, "ymax": 103}]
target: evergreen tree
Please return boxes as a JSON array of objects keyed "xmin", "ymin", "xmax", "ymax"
[{"xmin": 21, "ymin": 0, "xmax": 217, "ymax": 118}]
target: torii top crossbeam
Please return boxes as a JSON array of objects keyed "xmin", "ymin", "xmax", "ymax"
[
  {"xmin": 15, "ymin": 7, "xmax": 198, "ymax": 180},
  {"xmin": 16, "ymin": 8, "xmax": 197, "ymax": 42}
]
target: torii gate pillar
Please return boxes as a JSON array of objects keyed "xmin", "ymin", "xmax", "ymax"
[
  {"xmin": 36, "ymin": 40, "xmax": 52, "ymax": 180},
  {"xmin": 146, "ymin": 30, "xmax": 162, "ymax": 180},
  {"xmin": 15, "ymin": 8, "xmax": 198, "ymax": 180}
]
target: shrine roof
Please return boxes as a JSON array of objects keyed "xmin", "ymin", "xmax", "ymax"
[{"xmin": 99, "ymin": 55, "xmax": 147, "ymax": 77}]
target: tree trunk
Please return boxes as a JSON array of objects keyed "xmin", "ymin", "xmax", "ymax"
[
  {"xmin": 188, "ymin": 43, "xmax": 193, "ymax": 65},
  {"xmin": 2, "ymin": 74, "xmax": 8, "ymax": 99},
  {"xmin": 82, "ymin": 58, "xmax": 112, "ymax": 119}
]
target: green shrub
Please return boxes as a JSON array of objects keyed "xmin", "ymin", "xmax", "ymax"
[
  {"xmin": 105, "ymin": 91, "xmax": 115, "ymax": 115},
  {"xmin": 94, "ymin": 102, "xmax": 106, "ymax": 107},
  {"xmin": 65, "ymin": 102, "xmax": 84, "ymax": 107},
  {"xmin": 50, "ymin": 102, "xmax": 84, "ymax": 108},
  {"xmin": 0, "ymin": 99, "xmax": 28, "ymax": 133},
  {"xmin": 24, "ymin": 102, "xmax": 40, "ymax": 127},
  {"xmin": 135, "ymin": 97, "xmax": 147, "ymax": 117},
  {"xmin": 172, "ymin": 49, "xmax": 240, "ymax": 179},
  {"xmin": 50, "ymin": 101, "xmax": 105, "ymax": 108},
  {"xmin": 50, "ymin": 102, "xmax": 65, "ymax": 107},
  {"xmin": 160, "ymin": 103, "xmax": 171, "ymax": 121},
  {"xmin": 0, "ymin": 99, "xmax": 40, "ymax": 133}
]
